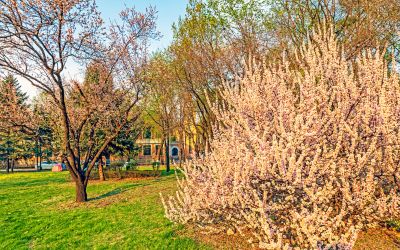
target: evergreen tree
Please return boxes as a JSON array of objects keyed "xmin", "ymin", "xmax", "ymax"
[
  {"xmin": 0, "ymin": 75, "xmax": 33, "ymax": 171},
  {"xmin": 1, "ymin": 75, "xmax": 28, "ymax": 106}
]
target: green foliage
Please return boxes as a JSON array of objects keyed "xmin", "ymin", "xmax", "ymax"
[
  {"xmin": 387, "ymin": 220, "xmax": 400, "ymax": 232},
  {"xmin": 91, "ymin": 169, "xmax": 162, "ymax": 179},
  {"xmin": 104, "ymin": 125, "xmax": 141, "ymax": 159},
  {"xmin": 0, "ymin": 75, "xmax": 36, "ymax": 166},
  {"xmin": 125, "ymin": 159, "xmax": 138, "ymax": 171},
  {"xmin": 152, "ymin": 161, "xmax": 161, "ymax": 171},
  {"xmin": 1, "ymin": 75, "xmax": 28, "ymax": 106},
  {"xmin": 173, "ymin": 0, "xmax": 272, "ymax": 45},
  {"xmin": 110, "ymin": 161, "xmax": 124, "ymax": 169}
]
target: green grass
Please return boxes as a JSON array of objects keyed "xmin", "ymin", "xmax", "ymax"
[{"xmin": 0, "ymin": 171, "xmax": 209, "ymax": 250}]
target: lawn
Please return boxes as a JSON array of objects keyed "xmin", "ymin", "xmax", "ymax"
[
  {"xmin": 0, "ymin": 170, "xmax": 209, "ymax": 250},
  {"xmin": 0, "ymin": 171, "xmax": 399, "ymax": 250}
]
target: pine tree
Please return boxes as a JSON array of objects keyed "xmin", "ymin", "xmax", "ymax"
[
  {"xmin": 1, "ymin": 75, "xmax": 28, "ymax": 106},
  {"xmin": 0, "ymin": 75, "xmax": 33, "ymax": 171}
]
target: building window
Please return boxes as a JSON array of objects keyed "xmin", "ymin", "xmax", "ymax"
[
  {"xmin": 172, "ymin": 147, "xmax": 179, "ymax": 157},
  {"xmin": 143, "ymin": 145, "xmax": 151, "ymax": 156},
  {"xmin": 144, "ymin": 129, "xmax": 152, "ymax": 139}
]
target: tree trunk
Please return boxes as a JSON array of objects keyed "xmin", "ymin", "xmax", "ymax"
[
  {"xmin": 116, "ymin": 164, "xmax": 122, "ymax": 179},
  {"xmin": 158, "ymin": 136, "xmax": 165, "ymax": 163},
  {"xmin": 165, "ymin": 137, "xmax": 170, "ymax": 173},
  {"xmin": 11, "ymin": 159, "xmax": 15, "ymax": 172},
  {"xmin": 75, "ymin": 180, "xmax": 87, "ymax": 202},
  {"xmin": 39, "ymin": 142, "xmax": 42, "ymax": 170},
  {"xmin": 35, "ymin": 139, "xmax": 39, "ymax": 170},
  {"xmin": 179, "ymin": 147, "xmax": 183, "ymax": 168},
  {"xmin": 36, "ymin": 153, "xmax": 40, "ymax": 170},
  {"xmin": 6, "ymin": 158, "xmax": 10, "ymax": 173},
  {"xmin": 98, "ymin": 158, "xmax": 105, "ymax": 181}
]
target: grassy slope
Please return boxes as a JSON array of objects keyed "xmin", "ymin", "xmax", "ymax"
[{"xmin": 0, "ymin": 171, "xmax": 209, "ymax": 250}]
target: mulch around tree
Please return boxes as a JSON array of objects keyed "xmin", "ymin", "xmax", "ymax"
[{"xmin": 180, "ymin": 226, "xmax": 400, "ymax": 249}]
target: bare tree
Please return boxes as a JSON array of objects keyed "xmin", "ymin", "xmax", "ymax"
[
  {"xmin": 271, "ymin": 0, "xmax": 400, "ymax": 60},
  {"xmin": 0, "ymin": 0, "xmax": 158, "ymax": 202}
]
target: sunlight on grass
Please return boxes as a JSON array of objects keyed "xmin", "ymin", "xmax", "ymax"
[{"xmin": 0, "ymin": 172, "xmax": 209, "ymax": 250}]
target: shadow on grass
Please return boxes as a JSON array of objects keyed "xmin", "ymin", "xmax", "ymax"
[
  {"xmin": 160, "ymin": 169, "xmax": 180, "ymax": 176},
  {"xmin": 89, "ymin": 183, "xmax": 148, "ymax": 201}
]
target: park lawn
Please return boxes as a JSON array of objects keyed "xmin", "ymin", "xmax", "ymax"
[
  {"xmin": 0, "ymin": 171, "xmax": 210, "ymax": 250},
  {"xmin": 1, "ymin": 171, "xmax": 399, "ymax": 250}
]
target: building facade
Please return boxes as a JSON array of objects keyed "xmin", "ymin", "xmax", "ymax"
[{"xmin": 135, "ymin": 128, "xmax": 181, "ymax": 165}]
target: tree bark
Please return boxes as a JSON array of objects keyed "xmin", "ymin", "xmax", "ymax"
[
  {"xmin": 6, "ymin": 158, "xmax": 10, "ymax": 173},
  {"xmin": 35, "ymin": 139, "xmax": 39, "ymax": 170},
  {"xmin": 11, "ymin": 159, "xmax": 14, "ymax": 172},
  {"xmin": 39, "ymin": 142, "xmax": 42, "ymax": 170},
  {"xmin": 98, "ymin": 157, "xmax": 105, "ymax": 181},
  {"xmin": 116, "ymin": 163, "xmax": 122, "ymax": 179},
  {"xmin": 75, "ymin": 179, "xmax": 87, "ymax": 202},
  {"xmin": 165, "ymin": 137, "xmax": 170, "ymax": 173},
  {"xmin": 158, "ymin": 136, "xmax": 165, "ymax": 163}
]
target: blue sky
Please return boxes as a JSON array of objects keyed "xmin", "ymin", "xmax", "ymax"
[
  {"xmin": 97, "ymin": 0, "xmax": 188, "ymax": 52},
  {"xmin": 22, "ymin": 0, "xmax": 188, "ymax": 97}
]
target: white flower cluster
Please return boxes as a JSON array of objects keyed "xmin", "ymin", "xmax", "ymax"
[{"xmin": 162, "ymin": 27, "xmax": 400, "ymax": 249}]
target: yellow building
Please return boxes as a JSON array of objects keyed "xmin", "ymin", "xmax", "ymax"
[{"xmin": 135, "ymin": 128, "xmax": 182, "ymax": 165}]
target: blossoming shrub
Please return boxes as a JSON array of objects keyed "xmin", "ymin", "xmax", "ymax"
[{"xmin": 162, "ymin": 28, "xmax": 400, "ymax": 249}]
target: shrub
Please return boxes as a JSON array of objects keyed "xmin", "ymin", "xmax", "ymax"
[
  {"xmin": 110, "ymin": 161, "xmax": 124, "ymax": 169},
  {"xmin": 162, "ymin": 27, "xmax": 400, "ymax": 249},
  {"xmin": 125, "ymin": 159, "xmax": 138, "ymax": 171},
  {"xmin": 89, "ymin": 169, "xmax": 161, "ymax": 180},
  {"xmin": 152, "ymin": 161, "xmax": 160, "ymax": 171}
]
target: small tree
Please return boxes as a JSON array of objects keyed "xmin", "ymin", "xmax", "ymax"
[
  {"xmin": 0, "ymin": 76, "xmax": 34, "ymax": 171},
  {"xmin": 162, "ymin": 27, "xmax": 400, "ymax": 249},
  {"xmin": 0, "ymin": 0, "xmax": 158, "ymax": 202},
  {"xmin": 144, "ymin": 53, "xmax": 182, "ymax": 172},
  {"xmin": 0, "ymin": 76, "xmax": 32, "ymax": 131}
]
